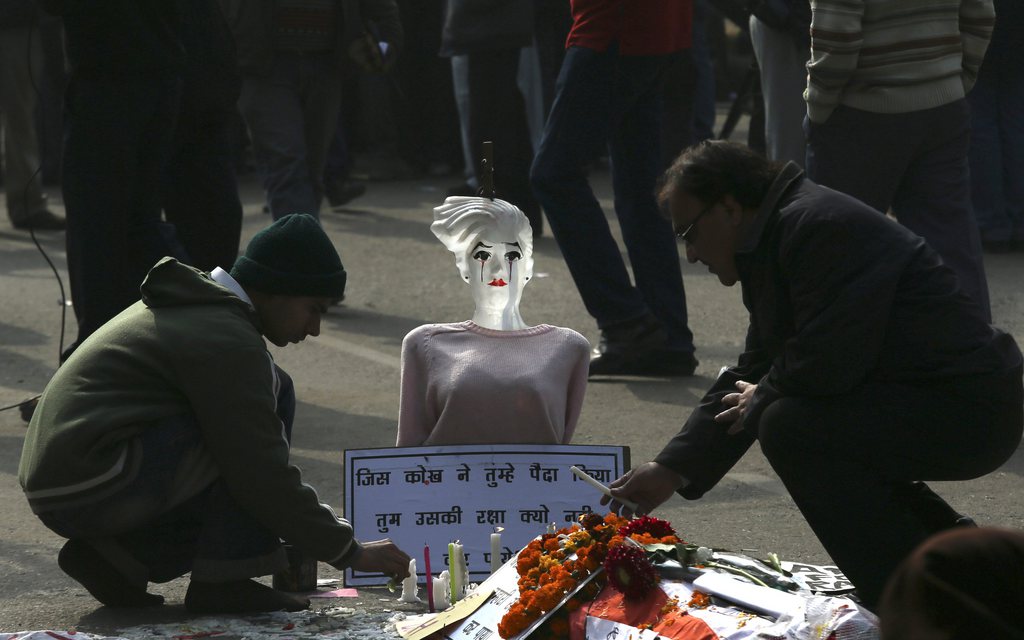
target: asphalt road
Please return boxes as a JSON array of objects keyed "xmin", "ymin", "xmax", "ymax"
[{"xmin": 2, "ymin": 168, "xmax": 1022, "ymax": 635}]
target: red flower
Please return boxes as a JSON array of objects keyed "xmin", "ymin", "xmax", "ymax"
[
  {"xmin": 618, "ymin": 515, "xmax": 678, "ymax": 540},
  {"xmin": 603, "ymin": 545, "xmax": 659, "ymax": 600}
]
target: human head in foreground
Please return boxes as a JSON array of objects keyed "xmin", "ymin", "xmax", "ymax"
[
  {"xmin": 230, "ymin": 213, "xmax": 347, "ymax": 346},
  {"xmin": 880, "ymin": 527, "xmax": 1024, "ymax": 639},
  {"xmin": 431, "ymin": 196, "xmax": 535, "ymax": 330},
  {"xmin": 656, "ymin": 140, "xmax": 784, "ymax": 287}
]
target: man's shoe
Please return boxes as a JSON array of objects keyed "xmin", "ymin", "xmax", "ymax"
[
  {"xmin": 590, "ymin": 347, "xmax": 699, "ymax": 377},
  {"xmin": 589, "ymin": 314, "xmax": 698, "ymax": 377},
  {"xmin": 12, "ymin": 208, "xmax": 65, "ymax": 231},
  {"xmin": 953, "ymin": 515, "xmax": 978, "ymax": 528},
  {"xmin": 326, "ymin": 179, "xmax": 367, "ymax": 208},
  {"xmin": 185, "ymin": 578, "xmax": 309, "ymax": 614},
  {"xmin": 58, "ymin": 539, "xmax": 164, "ymax": 607},
  {"xmin": 981, "ymin": 238, "xmax": 1012, "ymax": 253}
]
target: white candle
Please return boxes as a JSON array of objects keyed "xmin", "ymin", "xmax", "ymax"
[
  {"xmin": 489, "ymin": 528, "xmax": 503, "ymax": 574},
  {"xmin": 400, "ymin": 558, "xmax": 418, "ymax": 603},
  {"xmin": 570, "ymin": 465, "xmax": 640, "ymax": 512},
  {"xmin": 433, "ymin": 570, "xmax": 450, "ymax": 608}
]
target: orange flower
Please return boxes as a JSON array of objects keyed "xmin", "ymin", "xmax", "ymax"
[
  {"xmin": 500, "ymin": 512, "xmax": 637, "ymax": 638},
  {"xmin": 688, "ymin": 591, "xmax": 711, "ymax": 609}
]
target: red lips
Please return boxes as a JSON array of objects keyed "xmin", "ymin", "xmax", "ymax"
[{"xmin": 488, "ymin": 278, "xmax": 508, "ymax": 287}]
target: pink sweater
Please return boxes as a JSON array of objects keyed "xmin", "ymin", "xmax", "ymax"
[{"xmin": 396, "ymin": 321, "xmax": 591, "ymax": 446}]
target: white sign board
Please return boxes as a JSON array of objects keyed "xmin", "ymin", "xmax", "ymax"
[{"xmin": 343, "ymin": 444, "xmax": 629, "ymax": 586}]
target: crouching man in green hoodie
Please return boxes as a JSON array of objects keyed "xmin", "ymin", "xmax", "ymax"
[{"xmin": 18, "ymin": 214, "xmax": 411, "ymax": 613}]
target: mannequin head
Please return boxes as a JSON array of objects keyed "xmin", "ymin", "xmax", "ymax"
[{"xmin": 431, "ymin": 197, "xmax": 535, "ymax": 330}]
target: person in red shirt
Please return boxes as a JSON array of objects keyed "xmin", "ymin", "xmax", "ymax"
[{"xmin": 530, "ymin": 0, "xmax": 698, "ymax": 377}]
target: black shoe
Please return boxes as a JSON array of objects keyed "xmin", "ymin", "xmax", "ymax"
[
  {"xmin": 20, "ymin": 396, "xmax": 39, "ymax": 423},
  {"xmin": 12, "ymin": 208, "xmax": 65, "ymax": 231},
  {"xmin": 326, "ymin": 179, "xmax": 367, "ymax": 208},
  {"xmin": 58, "ymin": 539, "xmax": 164, "ymax": 607},
  {"xmin": 981, "ymin": 238, "xmax": 1012, "ymax": 253},
  {"xmin": 589, "ymin": 314, "xmax": 699, "ymax": 377}
]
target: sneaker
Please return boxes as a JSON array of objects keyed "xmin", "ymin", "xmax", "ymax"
[
  {"xmin": 12, "ymin": 208, "xmax": 65, "ymax": 231},
  {"xmin": 589, "ymin": 314, "xmax": 698, "ymax": 377}
]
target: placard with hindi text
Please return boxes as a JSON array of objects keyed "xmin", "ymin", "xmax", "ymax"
[{"xmin": 343, "ymin": 444, "xmax": 629, "ymax": 586}]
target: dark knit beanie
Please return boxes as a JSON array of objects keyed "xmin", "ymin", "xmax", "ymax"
[{"xmin": 230, "ymin": 214, "xmax": 346, "ymax": 298}]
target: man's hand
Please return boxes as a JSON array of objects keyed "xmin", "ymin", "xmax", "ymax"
[
  {"xmin": 599, "ymin": 462, "xmax": 685, "ymax": 517},
  {"xmin": 715, "ymin": 380, "xmax": 757, "ymax": 435},
  {"xmin": 348, "ymin": 34, "xmax": 392, "ymax": 73},
  {"xmin": 350, "ymin": 539, "xmax": 411, "ymax": 581}
]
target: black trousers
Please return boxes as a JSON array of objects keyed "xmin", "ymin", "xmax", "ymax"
[
  {"xmin": 162, "ymin": 110, "xmax": 244, "ymax": 273},
  {"xmin": 757, "ymin": 367, "xmax": 1023, "ymax": 609},
  {"xmin": 466, "ymin": 47, "xmax": 542, "ymax": 233}
]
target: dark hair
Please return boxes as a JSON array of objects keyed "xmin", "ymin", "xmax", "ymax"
[{"xmin": 657, "ymin": 141, "xmax": 784, "ymax": 212}]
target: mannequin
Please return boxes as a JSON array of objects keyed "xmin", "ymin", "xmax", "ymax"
[{"xmin": 396, "ymin": 197, "xmax": 590, "ymax": 446}]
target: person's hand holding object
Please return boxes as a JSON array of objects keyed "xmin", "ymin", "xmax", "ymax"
[
  {"xmin": 599, "ymin": 462, "xmax": 685, "ymax": 517},
  {"xmin": 350, "ymin": 539, "xmax": 411, "ymax": 582}
]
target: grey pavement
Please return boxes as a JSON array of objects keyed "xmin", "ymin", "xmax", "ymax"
[{"xmin": 1, "ymin": 167, "xmax": 1022, "ymax": 636}]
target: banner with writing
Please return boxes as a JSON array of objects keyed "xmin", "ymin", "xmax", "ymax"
[{"xmin": 344, "ymin": 444, "xmax": 629, "ymax": 586}]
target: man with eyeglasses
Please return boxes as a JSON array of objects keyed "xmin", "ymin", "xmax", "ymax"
[{"xmin": 602, "ymin": 141, "xmax": 1023, "ymax": 611}]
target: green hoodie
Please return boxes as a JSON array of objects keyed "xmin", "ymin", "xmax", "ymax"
[{"xmin": 19, "ymin": 258, "xmax": 360, "ymax": 567}]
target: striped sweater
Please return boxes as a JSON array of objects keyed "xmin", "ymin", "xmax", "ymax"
[{"xmin": 805, "ymin": 0, "xmax": 995, "ymax": 122}]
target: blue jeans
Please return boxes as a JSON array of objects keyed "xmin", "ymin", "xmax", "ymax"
[
  {"xmin": 968, "ymin": 15, "xmax": 1024, "ymax": 245},
  {"xmin": 239, "ymin": 52, "xmax": 342, "ymax": 220},
  {"xmin": 530, "ymin": 45, "xmax": 695, "ymax": 351},
  {"xmin": 39, "ymin": 368, "xmax": 297, "ymax": 586},
  {"xmin": 805, "ymin": 100, "xmax": 991, "ymax": 321}
]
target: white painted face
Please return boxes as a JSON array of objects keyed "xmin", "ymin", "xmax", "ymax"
[
  {"xmin": 465, "ymin": 235, "xmax": 528, "ymax": 329},
  {"xmin": 430, "ymin": 196, "xmax": 535, "ymax": 330}
]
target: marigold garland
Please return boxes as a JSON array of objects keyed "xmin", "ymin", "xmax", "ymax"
[{"xmin": 497, "ymin": 513, "xmax": 682, "ymax": 639}]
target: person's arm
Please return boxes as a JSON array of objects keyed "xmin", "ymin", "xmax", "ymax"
[
  {"xmin": 959, "ymin": 0, "xmax": 995, "ymax": 93},
  {"xmin": 805, "ymin": 0, "xmax": 865, "ymax": 123},
  {"xmin": 653, "ymin": 357, "xmax": 764, "ymax": 500},
  {"xmin": 396, "ymin": 328, "xmax": 433, "ymax": 446},
  {"xmin": 743, "ymin": 211, "xmax": 906, "ymax": 431},
  {"xmin": 181, "ymin": 345, "xmax": 360, "ymax": 565}
]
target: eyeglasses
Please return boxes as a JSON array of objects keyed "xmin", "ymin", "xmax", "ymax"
[{"xmin": 676, "ymin": 203, "xmax": 715, "ymax": 245}]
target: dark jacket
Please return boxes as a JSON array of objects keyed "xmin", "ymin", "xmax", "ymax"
[
  {"xmin": 20, "ymin": 258, "xmax": 361, "ymax": 567},
  {"xmin": 219, "ymin": 0, "xmax": 403, "ymax": 76},
  {"xmin": 439, "ymin": 0, "xmax": 534, "ymax": 57},
  {"xmin": 655, "ymin": 163, "xmax": 1023, "ymax": 499}
]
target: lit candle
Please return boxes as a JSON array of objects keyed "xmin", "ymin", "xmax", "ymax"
[
  {"xmin": 400, "ymin": 558, "xmax": 418, "ymax": 603},
  {"xmin": 490, "ymin": 527, "xmax": 503, "ymax": 574},
  {"xmin": 424, "ymin": 545, "xmax": 434, "ymax": 612}
]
